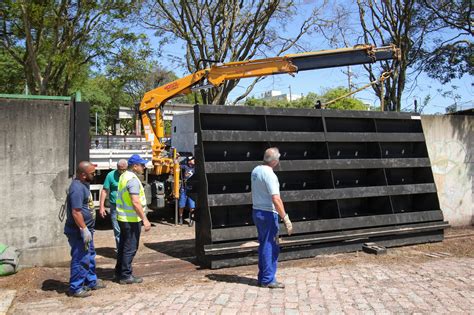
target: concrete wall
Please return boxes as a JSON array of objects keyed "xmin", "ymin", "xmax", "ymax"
[
  {"xmin": 0, "ymin": 99, "xmax": 71, "ymax": 267},
  {"xmin": 422, "ymin": 115, "xmax": 473, "ymax": 226}
]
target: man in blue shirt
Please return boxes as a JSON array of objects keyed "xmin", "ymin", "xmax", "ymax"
[
  {"xmin": 64, "ymin": 161, "xmax": 106, "ymax": 297},
  {"xmin": 178, "ymin": 156, "xmax": 196, "ymax": 226},
  {"xmin": 251, "ymin": 148, "xmax": 293, "ymax": 289},
  {"xmin": 99, "ymin": 159, "xmax": 128, "ymax": 250}
]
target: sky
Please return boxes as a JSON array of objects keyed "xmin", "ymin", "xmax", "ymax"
[{"xmin": 146, "ymin": 0, "xmax": 473, "ymax": 114}]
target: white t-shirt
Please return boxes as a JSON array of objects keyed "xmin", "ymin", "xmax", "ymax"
[{"xmin": 251, "ymin": 165, "xmax": 280, "ymax": 212}]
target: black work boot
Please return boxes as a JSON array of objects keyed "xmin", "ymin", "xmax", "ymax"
[
  {"xmin": 259, "ymin": 281, "xmax": 285, "ymax": 289},
  {"xmin": 119, "ymin": 275, "xmax": 143, "ymax": 285}
]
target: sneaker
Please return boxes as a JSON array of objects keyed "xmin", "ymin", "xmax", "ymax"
[
  {"xmin": 88, "ymin": 279, "xmax": 107, "ymax": 290},
  {"xmin": 71, "ymin": 288, "xmax": 92, "ymax": 298},
  {"xmin": 178, "ymin": 216, "xmax": 183, "ymax": 225},
  {"xmin": 119, "ymin": 275, "xmax": 143, "ymax": 285},
  {"xmin": 259, "ymin": 281, "xmax": 285, "ymax": 289}
]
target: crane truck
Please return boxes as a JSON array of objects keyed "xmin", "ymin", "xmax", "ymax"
[{"xmin": 139, "ymin": 44, "xmax": 400, "ymax": 211}]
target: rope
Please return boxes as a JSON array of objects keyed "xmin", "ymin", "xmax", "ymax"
[{"xmin": 321, "ymin": 70, "xmax": 393, "ymax": 108}]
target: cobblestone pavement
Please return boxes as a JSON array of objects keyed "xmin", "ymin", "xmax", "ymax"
[
  {"xmin": 3, "ymin": 221, "xmax": 474, "ymax": 314},
  {"xmin": 8, "ymin": 256, "xmax": 474, "ymax": 314}
]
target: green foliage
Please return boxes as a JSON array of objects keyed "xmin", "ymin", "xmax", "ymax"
[
  {"xmin": 120, "ymin": 119, "xmax": 136, "ymax": 136},
  {"xmin": 245, "ymin": 92, "xmax": 320, "ymax": 109},
  {"xmin": 0, "ymin": 0, "xmax": 142, "ymax": 95},
  {"xmin": 245, "ymin": 89, "xmax": 368, "ymax": 110},
  {"xmin": 79, "ymin": 75, "xmax": 133, "ymax": 135},
  {"xmin": 0, "ymin": 51, "xmax": 24, "ymax": 94},
  {"xmin": 418, "ymin": 0, "xmax": 473, "ymax": 84},
  {"xmin": 320, "ymin": 87, "xmax": 368, "ymax": 110}
]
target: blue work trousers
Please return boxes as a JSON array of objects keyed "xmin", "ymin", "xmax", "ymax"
[
  {"xmin": 109, "ymin": 203, "xmax": 121, "ymax": 249},
  {"xmin": 115, "ymin": 221, "xmax": 141, "ymax": 280},
  {"xmin": 66, "ymin": 232, "xmax": 97, "ymax": 294},
  {"xmin": 252, "ymin": 209, "xmax": 280, "ymax": 285}
]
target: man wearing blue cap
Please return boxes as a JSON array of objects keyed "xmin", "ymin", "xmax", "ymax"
[{"xmin": 115, "ymin": 154, "xmax": 151, "ymax": 284}]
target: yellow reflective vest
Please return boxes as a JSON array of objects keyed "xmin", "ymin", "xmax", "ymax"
[{"xmin": 116, "ymin": 171, "xmax": 147, "ymax": 223}]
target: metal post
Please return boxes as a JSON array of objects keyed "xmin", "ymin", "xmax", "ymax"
[
  {"xmin": 347, "ymin": 66, "xmax": 352, "ymax": 93},
  {"xmin": 175, "ymin": 198, "xmax": 179, "ymax": 226},
  {"xmin": 95, "ymin": 112, "xmax": 98, "ymax": 135}
]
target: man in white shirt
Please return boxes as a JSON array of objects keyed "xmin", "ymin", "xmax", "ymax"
[{"xmin": 251, "ymin": 147, "xmax": 293, "ymax": 289}]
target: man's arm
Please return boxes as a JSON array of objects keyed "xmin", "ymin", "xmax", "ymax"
[
  {"xmin": 272, "ymin": 195, "xmax": 293, "ymax": 235},
  {"xmin": 271, "ymin": 194, "xmax": 286, "ymax": 219},
  {"xmin": 99, "ymin": 189, "xmax": 108, "ymax": 218},
  {"xmin": 130, "ymin": 195, "xmax": 151, "ymax": 231},
  {"xmin": 69, "ymin": 188, "xmax": 87, "ymax": 229},
  {"xmin": 72, "ymin": 208, "xmax": 87, "ymax": 229}
]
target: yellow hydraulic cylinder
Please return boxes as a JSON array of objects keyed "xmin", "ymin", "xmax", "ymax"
[{"xmin": 172, "ymin": 148, "xmax": 180, "ymax": 200}]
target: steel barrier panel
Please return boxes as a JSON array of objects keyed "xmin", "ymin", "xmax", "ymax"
[{"xmin": 194, "ymin": 105, "xmax": 446, "ymax": 268}]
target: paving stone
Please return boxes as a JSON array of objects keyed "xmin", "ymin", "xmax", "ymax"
[{"xmin": 5, "ymin": 257, "xmax": 474, "ymax": 314}]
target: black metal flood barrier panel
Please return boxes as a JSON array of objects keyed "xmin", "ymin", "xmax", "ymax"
[{"xmin": 193, "ymin": 105, "xmax": 448, "ymax": 268}]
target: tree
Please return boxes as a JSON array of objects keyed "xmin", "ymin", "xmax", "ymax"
[
  {"xmin": 0, "ymin": 0, "xmax": 140, "ymax": 95},
  {"xmin": 120, "ymin": 119, "xmax": 135, "ymax": 136},
  {"xmin": 320, "ymin": 87, "xmax": 368, "ymax": 110},
  {"xmin": 80, "ymin": 75, "xmax": 115, "ymax": 135},
  {"xmin": 350, "ymin": 0, "xmax": 472, "ymax": 112},
  {"xmin": 106, "ymin": 47, "xmax": 202, "ymax": 106},
  {"xmin": 419, "ymin": 0, "xmax": 473, "ymax": 83},
  {"xmin": 0, "ymin": 50, "xmax": 24, "ymax": 94},
  {"xmin": 141, "ymin": 0, "xmax": 333, "ymax": 105},
  {"xmin": 355, "ymin": 0, "xmax": 423, "ymax": 112},
  {"xmin": 245, "ymin": 89, "xmax": 367, "ymax": 110}
]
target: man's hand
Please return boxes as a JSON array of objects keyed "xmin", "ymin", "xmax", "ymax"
[
  {"xmin": 283, "ymin": 214, "xmax": 293, "ymax": 236},
  {"xmin": 143, "ymin": 219, "xmax": 151, "ymax": 232},
  {"xmin": 99, "ymin": 206, "xmax": 106, "ymax": 219},
  {"xmin": 80, "ymin": 227, "xmax": 92, "ymax": 248}
]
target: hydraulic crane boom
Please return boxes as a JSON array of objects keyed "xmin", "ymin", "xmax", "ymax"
[{"xmin": 139, "ymin": 44, "xmax": 400, "ymax": 197}]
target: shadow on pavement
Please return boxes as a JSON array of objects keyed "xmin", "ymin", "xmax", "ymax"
[
  {"xmin": 144, "ymin": 239, "xmax": 195, "ymax": 260},
  {"xmin": 41, "ymin": 279, "xmax": 69, "ymax": 293},
  {"xmin": 95, "ymin": 267, "xmax": 117, "ymax": 281},
  {"xmin": 95, "ymin": 247, "xmax": 116, "ymax": 259},
  {"xmin": 205, "ymin": 274, "xmax": 259, "ymax": 287}
]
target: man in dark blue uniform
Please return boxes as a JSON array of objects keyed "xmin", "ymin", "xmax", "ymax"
[
  {"xmin": 64, "ymin": 161, "xmax": 106, "ymax": 297},
  {"xmin": 178, "ymin": 156, "xmax": 195, "ymax": 226}
]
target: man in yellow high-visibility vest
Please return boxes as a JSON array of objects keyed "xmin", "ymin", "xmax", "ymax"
[{"xmin": 115, "ymin": 154, "xmax": 151, "ymax": 284}]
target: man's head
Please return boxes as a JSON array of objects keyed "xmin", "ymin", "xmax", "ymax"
[
  {"xmin": 187, "ymin": 156, "xmax": 195, "ymax": 167},
  {"xmin": 95, "ymin": 140, "xmax": 99, "ymax": 145},
  {"xmin": 263, "ymin": 147, "xmax": 281, "ymax": 168},
  {"xmin": 127, "ymin": 154, "xmax": 149, "ymax": 175},
  {"xmin": 76, "ymin": 161, "xmax": 96, "ymax": 183},
  {"xmin": 117, "ymin": 159, "xmax": 128, "ymax": 174}
]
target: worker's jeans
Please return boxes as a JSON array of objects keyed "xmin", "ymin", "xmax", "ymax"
[
  {"xmin": 109, "ymin": 203, "xmax": 121, "ymax": 249},
  {"xmin": 252, "ymin": 209, "xmax": 280, "ymax": 285},
  {"xmin": 66, "ymin": 232, "xmax": 97, "ymax": 293},
  {"xmin": 115, "ymin": 221, "xmax": 141, "ymax": 280}
]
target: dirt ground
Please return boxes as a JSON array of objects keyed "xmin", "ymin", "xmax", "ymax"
[{"xmin": 1, "ymin": 210, "xmax": 473, "ymax": 305}]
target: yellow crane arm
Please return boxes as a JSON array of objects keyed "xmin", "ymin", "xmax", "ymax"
[{"xmin": 139, "ymin": 44, "xmax": 400, "ymax": 178}]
